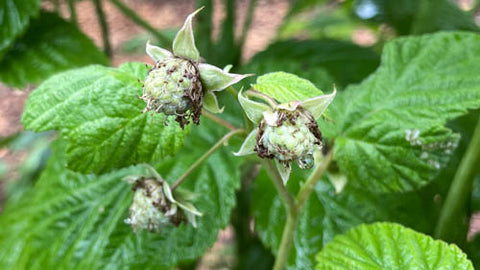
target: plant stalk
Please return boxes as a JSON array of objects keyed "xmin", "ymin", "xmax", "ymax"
[
  {"xmin": 93, "ymin": 0, "xmax": 112, "ymax": 58},
  {"xmin": 297, "ymin": 151, "xmax": 334, "ymax": 209},
  {"xmin": 263, "ymin": 160, "xmax": 296, "ymax": 212},
  {"xmin": 269, "ymin": 151, "xmax": 333, "ymax": 270},
  {"xmin": 171, "ymin": 129, "xmax": 245, "ymax": 190},
  {"xmin": 67, "ymin": 0, "xmax": 77, "ymax": 25},
  {"xmin": 435, "ymin": 116, "xmax": 480, "ymax": 240},
  {"xmin": 274, "ymin": 211, "xmax": 298, "ymax": 270},
  {"xmin": 108, "ymin": 0, "xmax": 170, "ymax": 46},
  {"xmin": 202, "ymin": 110, "xmax": 239, "ymax": 130}
]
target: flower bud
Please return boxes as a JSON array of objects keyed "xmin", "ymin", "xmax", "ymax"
[
  {"xmin": 141, "ymin": 57, "xmax": 203, "ymax": 128},
  {"xmin": 255, "ymin": 107, "xmax": 322, "ymax": 169}
]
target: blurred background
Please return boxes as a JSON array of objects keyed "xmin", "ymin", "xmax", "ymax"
[{"xmin": 1, "ymin": 0, "xmax": 480, "ymax": 269}]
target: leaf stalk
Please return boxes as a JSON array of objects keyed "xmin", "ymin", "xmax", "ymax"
[
  {"xmin": 171, "ymin": 128, "xmax": 245, "ymax": 190},
  {"xmin": 435, "ymin": 116, "xmax": 480, "ymax": 241}
]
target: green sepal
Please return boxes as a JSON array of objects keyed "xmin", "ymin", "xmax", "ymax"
[
  {"xmin": 276, "ymin": 160, "xmax": 291, "ymax": 184},
  {"xmin": 198, "ymin": 63, "xmax": 252, "ymax": 92},
  {"xmin": 234, "ymin": 129, "xmax": 257, "ymax": 156},
  {"xmin": 238, "ymin": 90, "xmax": 271, "ymax": 124},
  {"xmin": 301, "ymin": 86, "xmax": 336, "ymax": 119},
  {"xmin": 172, "ymin": 7, "xmax": 203, "ymax": 61},
  {"xmin": 203, "ymin": 91, "xmax": 224, "ymax": 114},
  {"xmin": 146, "ymin": 40, "xmax": 173, "ymax": 62}
]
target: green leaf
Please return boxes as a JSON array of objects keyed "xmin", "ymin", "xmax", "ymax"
[
  {"xmin": 252, "ymin": 168, "xmax": 451, "ymax": 269},
  {"xmin": 316, "ymin": 222, "xmax": 473, "ymax": 269},
  {"xmin": 253, "ymin": 72, "xmax": 323, "ymax": 103},
  {"xmin": 0, "ymin": 12, "xmax": 108, "ymax": 88},
  {"xmin": 328, "ymin": 32, "xmax": 480, "ymax": 193},
  {"xmin": 242, "ymin": 39, "xmax": 380, "ymax": 88},
  {"xmin": 0, "ymin": 119, "xmax": 241, "ymax": 269},
  {"xmin": 0, "ymin": 0, "xmax": 40, "ymax": 58},
  {"xmin": 22, "ymin": 62, "xmax": 189, "ymax": 174}
]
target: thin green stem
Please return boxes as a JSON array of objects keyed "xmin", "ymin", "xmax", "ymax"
[
  {"xmin": 270, "ymin": 151, "xmax": 333, "ymax": 270},
  {"xmin": 246, "ymin": 90, "xmax": 277, "ymax": 108},
  {"xmin": 93, "ymin": 0, "xmax": 112, "ymax": 58},
  {"xmin": 435, "ymin": 116, "xmax": 480, "ymax": 240},
  {"xmin": 108, "ymin": 0, "xmax": 170, "ymax": 45},
  {"xmin": 297, "ymin": 151, "xmax": 334, "ymax": 209},
  {"xmin": 67, "ymin": 0, "xmax": 77, "ymax": 25},
  {"xmin": 239, "ymin": 0, "xmax": 257, "ymax": 52},
  {"xmin": 202, "ymin": 110, "xmax": 239, "ymax": 130},
  {"xmin": 263, "ymin": 160, "xmax": 296, "ymax": 212},
  {"xmin": 171, "ymin": 129, "xmax": 245, "ymax": 190}
]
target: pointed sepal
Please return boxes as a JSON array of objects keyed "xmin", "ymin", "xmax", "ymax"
[
  {"xmin": 275, "ymin": 160, "xmax": 291, "ymax": 185},
  {"xmin": 198, "ymin": 63, "xmax": 252, "ymax": 92},
  {"xmin": 172, "ymin": 7, "xmax": 203, "ymax": 61},
  {"xmin": 203, "ymin": 91, "xmax": 224, "ymax": 113},
  {"xmin": 238, "ymin": 90, "xmax": 271, "ymax": 124},
  {"xmin": 146, "ymin": 40, "xmax": 173, "ymax": 62},
  {"xmin": 234, "ymin": 129, "xmax": 257, "ymax": 156},
  {"xmin": 301, "ymin": 86, "xmax": 336, "ymax": 119}
]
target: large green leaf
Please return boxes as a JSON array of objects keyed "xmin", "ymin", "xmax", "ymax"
[
  {"xmin": 327, "ymin": 32, "xmax": 480, "ymax": 193},
  {"xmin": 316, "ymin": 223, "xmax": 473, "ymax": 269},
  {"xmin": 252, "ymin": 168, "xmax": 441, "ymax": 270},
  {"xmin": 0, "ymin": 120, "xmax": 241, "ymax": 269},
  {"xmin": 0, "ymin": 0, "xmax": 40, "ymax": 58},
  {"xmin": 0, "ymin": 12, "xmax": 108, "ymax": 88},
  {"xmin": 22, "ymin": 62, "xmax": 188, "ymax": 174},
  {"xmin": 242, "ymin": 39, "xmax": 380, "ymax": 88}
]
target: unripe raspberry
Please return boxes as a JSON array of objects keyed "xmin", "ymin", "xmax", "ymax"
[
  {"xmin": 125, "ymin": 178, "xmax": 186, "ymax": 232},
  {"xmin": 255, "ymin": 107, "xmax": 322, "ymax": 169},
  {"xmin": 141, "ymin": 57, "xmax": 203, "ymax": 128}
]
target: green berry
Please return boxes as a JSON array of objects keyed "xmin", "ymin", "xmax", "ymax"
[
  {"xmin": 255, "ymin": 107, "xmax": 322, "ymax": 169},
  {"xmin": 125, "ymin": 178, "xmax": 185, "ymax": 232},
  {"xmin": 141, "ymin": 57, "xmax": 203, "ymax": 128}
]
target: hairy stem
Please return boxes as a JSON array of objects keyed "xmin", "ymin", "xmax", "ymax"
[
  {"xmin": 202, "ymin": 110, "xmax": 239, "ymax": 130},
  {"xmin": 108, "ymin": 0, "xmax": 170, "ymax": 45},
  {"xmin": 93, "ymin": 0, "xmax": 112, "ymax": 58},
  {"xmin": 171, "ymin": 129, "xmax": 245, "ymax": 190},
  {"xmin": 435, "ymin": 116, "xmax": 480, "ymax": 240},
  {"xmin": 67, "ymin": 0, "xmax": 77, "ymax": 25}
]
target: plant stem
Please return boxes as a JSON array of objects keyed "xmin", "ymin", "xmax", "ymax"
[
  {"xmin": 263, "ymin": 160, "xmax": 296, "ymax": 212},
  {"xmin": 435, "ymin": 116, "xmax": 480, "ymax": 240},
  {"xmin": 108, "ymin": 0, "xmax": 170, "ymax": 46},
  {"xmin": 171, "ymin": 129, "xmax": 245, "ymax": 190},
  {"xmin": 297, "ymin": 151, "xmax": 334, "ymax": 209},
  {"xmin": 202, "ymin": 110, "xmax": 239, "ymax": 130},
  {"xmin": 93, "ymin": 0, "xmax": 112, "ymax": 58},
  {"xmin": 274, "ymin": 211, "xmax": 298, "ymax": 270},
  {"xmin": 268, "ymin": 151, "xmax": 333, "ymax": 270},
  {"xmin": 67, "ymin": 0, "xmax": 77, "ymax": 25},
  {"xmin": 239, "ymin": 0, "xmax": 257, "ymax": 52}
]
